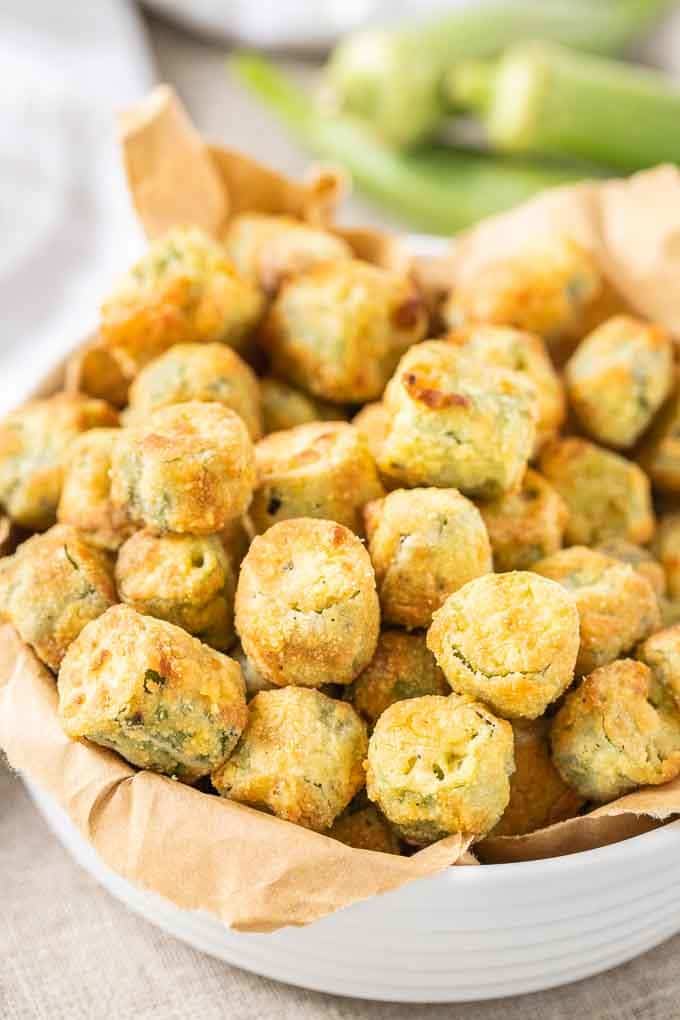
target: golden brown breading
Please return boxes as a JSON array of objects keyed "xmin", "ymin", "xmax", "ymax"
[
  {"xmin": 111, "ymin": 401, "xmax": 255, "ymax": 534},
  {"xmin": 539, "ymin": 437, "xmax": 654, "ymax": 546},
  {"xmin": 58, "ymin": 428, "xmax": 133, "ymax": 551},
  {"xmin": 637, "ymin": 624, "xmax": 680, "ymax": 712},
  {"xmin": 235, "ymin": 518, "xmax": 380, "ymax": 688},
  {"xmin": 652, "ymin": 513, "xmax": 680, "ymax": 599},
  {"xmin": 532, "ymin": 546, "xmax": 661, "ymax": 676},
  {"xmin": 427, "ymin": 572, "xmax": 579, "ymax": 720},
  {"xmin": 262, "ymin": 259, "xmax": 427, "ymax": 403},
  {"xmin": 595, "ymin": 538, "xmax": 666, "ymax": 598},
  {"xmin": 364, "ymin": 487, "xmax": 492, "ymax": 628},
  {"xmin": 550, "ymin": 659, "xmax": 680, "ymax": 801},
  {"xmin": 259, "ymin": 377, "xmax": 344, "ymax": 435},
  {"xmin": 565, "ymin": 316, "xmax": 673, "ymax": 449},
  {"xmin": 352, "ymin": 402, "xmax": 391, "ymax": 467},
  {"xmin": 366, "ymin": 693, "xmax": 514, "ymax": 845},
  {"xmin": 0, "ymin": 393, "xmax": 118, "ymax": 530},
  {"xmin": 638, "ymin": 386, "xmax": 680, "ymax": 493},
  {"xmin": 0, "ymin": 524, "xmax": 115, "ymax": 670},
  {"xmin": 477, "ymin": 468, "xmax": 568, "ymax": 572},
  {"xmin": 58, "ymin": 604, "xmax": 247, "ymax": 782},
  {"xmin": 250, "ymin": 421, "xmax": 384, "ymax": 535},
  {"xmin": 212, "ymin": 686, "xmax": 367, "ymax": 831},
  {"xmin": 327, "ymin": 805, "xmax": 401, "ymax": 853}
]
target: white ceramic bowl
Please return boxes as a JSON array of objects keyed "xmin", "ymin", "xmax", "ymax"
[{"xmin": 26, "ymin": 780, "xmax": 680, "ymax": 1002}]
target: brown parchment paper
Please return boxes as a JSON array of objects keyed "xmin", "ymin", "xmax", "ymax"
[{"xmin": 5, "ymin": 85, "xmax": 680, "ymax": 931}]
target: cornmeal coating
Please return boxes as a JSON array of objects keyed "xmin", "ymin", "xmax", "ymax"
[
  {"xmin": 59, "ymin": 605, "xmax": 246, "ymax": 781},
  {"xmin": 0, "ymin": 393, "xmax": 118, "ymax": 530},
  {"xmin": 595, "ymin": 539, "xmax": 666, "ymax": 598},
  {"xmin": 0, "ymin": 525, "xmax": 115, "ymax": 671},
  {"xmin": 116, "ymin": 530, "xmax": 236, "ymax": 651},
  {"xmin": 565, "ymin": 316, "xmax": 672, "ymax": 449},
  {"xmin": 447, "ymin": 324, "xmax": 565, "ymax": 452},
  {"xmin": 378, "ymin": 341, "xmax": 537, "ymax": 498},
  {"xmin": 251, "ymin": 422, "xmax": 384, "ymax": 535},
  {"xmin": 490, "ymin": 719, "xmax": 584, "ymax": 837},
  {"xmin": 235, "ymin": 518, "xmax": 380, "ymax": 688},
  {"xmin": 328, "ymin": 805, "xmax": 401, "ymax": 853},
  {"xmin": 223, "ymin": 213, "xmax": 352, "ymax": 294},
  {"xmin": 127, "ymin": 343, "xmax": 262, "ymax": 439},
  {"xmin": 637, "ymin": 624, "xmax": 680, "ymax": 712},
  {"xmin": 65, "ymin": 341, "xmax": 132, "ymax": 408},
  {"xmin": 231, "ymin": 642, "xmax": 277, "ymax": 699},
  {"xmin": 350, "ymin": 630, "xmax": 449, "ymax": 727},
  {"xmin": 260, "ymin": 377, "xmax": 343, "ymax": 435},
  {"xmin": 352, "ymin": 402, "xmax": 391, "ymax": 467},
  {"xmin": 477, "ymin": 468, "xmax": 568, "ymax": 572},
  {"xmin": 550, "ymin": 659, "xmax": 680, "ymax": 801},
  {"xmin": 100, "ymin": 227, "xmax": 263, "ymax": 377},
  {"xmin": 111, "ymin": 401, "xmax": 255, "ymax": 534},
  {"xmin": 58, "ymin": 429, "xmax": 133, "ymax": 551},
  {"xmin": 211, "ymin": 686, "xmax": 367, "ymax": 831},
  {"xmin": 638, "ymin": 387, "xmax": 680, "ymax": 493},
  {"xmin": 532, "ymin": 546, "xmax": 660, "ymax": 676},
  {"xmin": 364, "ymin": 487, "xmax": 491, "ymax": 628},
  {"xmin": 366, "ymin": 693, "xmax": 514, "ymax": 845},
  {"xmin": 427, "ymin": 572, "xmax": 579, "ymax": 720},
  {"xmin": 539, "ymin": 437, "xmax": 654, "ymax": 546},
  {"xmin": 219, "ymin": 516, "xmax": 252, "ymax": 572},
  {"xmin": 262, "ymin": 259, "xmax": 427, "ymax": 403},
  {"xmin": 652, "ymin": 514, "xmax": 680, "ymax": 599}
]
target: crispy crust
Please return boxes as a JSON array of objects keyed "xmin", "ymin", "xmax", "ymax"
[
  {"xmin": 328, "ymin": 805, "xmax": 401, "ymax": 854},
  {"xmin": 57, "ymin": 428, "xmax": 133, "ymax": 550},
  {"xmin": 652, "ymin": 513, "xmax": 680, "ymax": 599},
  {"xmin": 638, "ymin": 386, "xmax": 680, "ymax": 493},
  {"xmin": 637, "ymin": 624, "xmax": 680, "ymax": 712},
  {"xmin": 595, "ymin": 538, "xmax": 666, "ymax": 598},
  {"xmin": 477, "ymin": 468, "xmax": 568, "ymax": 572},
  {"xmin": 259, "ymin": 377, "xmax": 344, "ymax": 435}
]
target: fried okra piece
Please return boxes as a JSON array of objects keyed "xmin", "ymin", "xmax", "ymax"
[
  {"xmin": 489, "ymin": 719, "xmax": 584, "ymax": 837},
  {"xmin": 550, "ymin": 659, "xmax": 680, "ymax": 802},
  {"xmin": 447, "ymin": 324, "xmax": 565, "ymax": 453},
  {"xmin": 532, "ymin": 546, "xmax": 660, "ymax": 676},
  {"xmin": 212, "ymin": 687, "xmax": 367, "ymax": 831},
  {"xmin": 116, "ymin": 530, "xmax": 236, "ymax": 651},
  {"xmin": 231, "ymin": 642, "xmax": 277, "ymax": 699},
  {"xmin": 111, "ymin": 401, "xmax": 255, "ymax": 534},
  {"xmin": 259, "ymin": 377, "xmax": 343, "ymax": 435},
  {"xmin": 250, "ymin": 422, "xmax": 384, "ymax": 535},
  {"xmin": 652, "ymin": 513, "xmax": 680, "ymax": 599},
  {"xmin": 0, "ymin": 525, "xmax": 115, "ymax": 671},
  {"xmin": 328, "ymin": 805, "xmax": 401, "ymax": 854},
  {"xmin": 0, "ymin": 393, "xmax": 118, "ymax": 530},
  {"xmin": 352, "ymin": 402, "xmax": 391, "ymax": 467},
  {"xmin": 595, "ymin": 539, "xmax": 666, "ymax": 598},
  {"xmin": 65, "ymin": 341, "xmax": 132, "ymax": 408},
  {"xmin": 57, "ymin": 428, "xmax": 133, "ymax": 551},
  {"xmin": 637, "ymin": 624, "xmax": 680, "ymax": 713},
  {"xmin": 427, "ymin": 572, "xmax": 579, "ymax": 720},
  {"xmin": 442, "ymin": 238, "xmax": 602, "ymax": 357},
  {"xmin": 565, "ymin": 316, "xmax": 672, "ymax": 449},
  {"xmin": 127, "ymin": 343, "xmax": 262, "ymax": 439},
  {"xmin": 235, "ymin": 518, "xmax": 380, "ymax": 688},
  {"xmin": 219, "ymin": 516, "xmax": 252, "ymax": 572},
  {"xmin": 378, "ymin": 341, "xmax": 537, "ymax": 498},
  {"xmin": 539, "ymin": 437, "xmax": 654, "ymax": 546},
  {"xmin": 366, "ymin": 694, "xmax": 514, "ymax": 845},
  {"xmin": 477, "ymin": 468, "xmax": 568, "ymax": 572},
  {"xmin": 58, "ymin": 605, "xmax": 247, "ymax": 782},
  {"xmin": 223, "ymin": 213, "xmax": 352, "ymax": 294},
  {"xmin": 364, "ymin": 487, "xmax": 491, "ymax": 629},
  {"xmin": 350, "ymin": 630, "xmax": 448, "ymax": 728},
  {"xmin": 100, "ymin": 227, "xmax": 263, "ymax": 378},
  {"xmin": 638, "ymin": 387, "xmax": 680, "ymax": 494},
  {"xmin": 262, "ymin": 259, "xmax": 427, "ymax": 404}
]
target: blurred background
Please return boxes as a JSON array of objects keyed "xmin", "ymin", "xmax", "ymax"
[{"xmin": 2, "ymin": 0, "xmax": 680, "ymax": 412}]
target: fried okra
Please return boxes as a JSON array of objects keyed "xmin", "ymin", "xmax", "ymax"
[
  {"xmin": 595, "ymin": 539, "xmax": 666, "ymax": 598},
  {"xmin": 57, "ymin": 428, "xmax": 133, "ymax": 551},
  {"xmin": 223, "ymin": 213, "xmax": 352, "ymax": 294},
  {"xmin": 328, "ymin": 805, "xmax": 401, "ymax": 853},
  {"xmin": 565, "ymin": 316, "xmax": 672, "ymax": 449},
  {"xmin": 116, "ymin": 530, "xmax": 236, "ymax": 650},
  {"xmin": 250, "ymin": 422, "xmax": 384, "ymax": 535},
  {"xmin": 539, "ymin": 437, "xmax": 654, "ymax": 546},
  {"xmin": 212, "ymin": 686, "xmax": 367, "ymax": 831},
  {"xmin": 352, "ymin": 402, "xmax": 391, "ymax": 466},
  {"xmin": 447, "ymin": 324, "xmax": 565, "ymax": 452},
  {"xmin": 637, "ymin": 624, "xmax": 680, "ymax": 712},
  {"xmin": 364, "ymin": 487, "xmax": 491, "ymax": 628},
  {"xmin": 259, "ymin": 377, "xmax": 343, "ymax": 435},
  {"xmin": 551, "ymin": 659, "xmax": 680, "ymax": 802},
  {"xmin": 231, "ymin": 642, "xmax": 277, "ymax": 699},
  {"xmin": 427, "ymin": 572, "xmax": 579, "ymax": 720},
  {"xmin": 477, "ymin": 468, "xmax": 568, "ymax": 572},
  {"xmin": 0, "ymin": 525, "xmax": 116, "ymax": 671},
  {"xmin": 100, "ymin": 227, "xmax": 263, "ymax": 377},
  {"xmin": 0, "ymin": 393, "xmax": 118, "ymax": 530},
  {"xmin": 235, "ymin": 518, "xmax": 380, "ymax": 688},
  {"xmin": 638, "ymin": 387, "xmax": 680, "ymax": 494},
  {"xmin": 532, "ymin": 546, "xmax": 660, "ymax": 676},
  {"xmin": 58, "ymin": 605, "xmax": 247, "ymax": 782},
  {"xmin": 490, "ymin": 719, "xmax": 583, "ymax": 838},
  {"xmin": 652, "ymin": 514, "xmax": 680, "ymax": 599},
  {"xmin": 350, "ymin": 630, "xmax": 449, "ymax": 727},
  {"xmin": 111, "ymin": 401, "xmax": 255, "ymax": 534},
  {"xmin": 127, "ymin": 343, "xmax": 262, "ymax": 439},
  {"xmin": 366, "ymin": 694, "xmax": 514, "ymax": 845},
  {"xmin": 262, "ymin": 259, "xmax": 427, "ymax": 403},
  {"xmin": 378, "ymin": 341, "xmax": 537, "ymax": 497}
]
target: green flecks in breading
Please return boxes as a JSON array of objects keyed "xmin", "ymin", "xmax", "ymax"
[{"xmin": 144, "ymin": 669, "xmax": 167, "ymax": 693}]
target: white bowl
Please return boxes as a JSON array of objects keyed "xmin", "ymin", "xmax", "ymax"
[{"xmin": 26, "ymin": 779, "xmax": 680, "ymax": 1002}]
